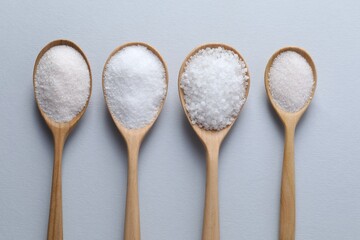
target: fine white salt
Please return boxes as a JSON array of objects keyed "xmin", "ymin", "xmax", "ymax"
[
  {"xmin": 180, "ymin": 47, "xmax": 249, "ymax": 131},
  {"xmin": 35, "ymin": 45, "xmax": 91, "ymax": 123},
  {"xmin": 268, "ymin": 51, "xmax": 314, "ymax": 112},
  {"xmin": 103, "ymin": 45, "xmax": 167, "ymax": 129}
]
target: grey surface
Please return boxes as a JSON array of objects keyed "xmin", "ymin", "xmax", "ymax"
[{"xmin": 1, "ymin": 0, "xmax": 360, "ymax": 239}]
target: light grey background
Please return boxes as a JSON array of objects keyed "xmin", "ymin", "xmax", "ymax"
[{"xmin": 1, "ymin": 0, "xmax": 359, "ymax": 239}]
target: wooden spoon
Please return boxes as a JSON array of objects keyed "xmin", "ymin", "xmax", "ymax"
[
  {"xmin": 264, "ymin": 47, "xmax": 317, "ymax": 240},
  {"xmin": 178, "ymin": 43, "xmax": 250, "ymax": 240},
  {"xmin": 102, "ymin": 42, "xmax": 168, "ymax": 240},
  {"xmin": 33, "ymin": 39, "xmax": 92, "ymax": 240}
]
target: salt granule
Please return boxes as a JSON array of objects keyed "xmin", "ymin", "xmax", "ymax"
[
  {"xmin": 180, "ymin": 47, "xmax": 249, "ymax": 131},
  {"xmin": 268, "ymin": 51, "xmax": 314, "ymax": 112},
  {"xmin": 35, "ymin": 45, "xmax": 90, "ymax": 123},
  {"xmin": 103, "ymin": 45, "xmax": 166, "ymax": 129}
]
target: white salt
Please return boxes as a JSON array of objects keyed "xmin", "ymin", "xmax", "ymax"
[
  {"xmin": 268, "ymin": 51, "xmax": 314, "ymax": 112},
  {"xmin": 180, "ymin": 47, "xmax": 249, "ymax": 131},
  {"xmin": 35, "ymin": 45, "xmax": 91, "ymax": 123},
  {"xmin": 103, "ymin": 45, "xmax": 167, "ymax": 129}
]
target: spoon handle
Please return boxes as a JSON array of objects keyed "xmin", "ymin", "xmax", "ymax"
[
  {"xmin": 202, "ymin": 145, "xmax": 220, "ymax": 240},
  {"xmin": 48, "ymin": 133, "xmax": 66, "ymax": 240},
  {"xmin": 124, "ymin": 142, "xmax": 141, "ymax": 240},
  {"xmin": 280, "ymin": 125, "xmax": 296, "ymax": 240}
]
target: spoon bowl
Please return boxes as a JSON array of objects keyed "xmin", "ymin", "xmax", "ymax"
[
  {"xmin": 265, "ymin": 47, "xmax": 317, "ymax": 127},
  {"xmin": 33, "ymin": 39, "xmax": 92, "ymax": 240},
  {"xmin": 34, "ymin": 39, "xmax": 92, "ymax": 136},
  {"xmin": 103, "ymin": 42, "xmax": 168, "ymax": 142},
  {"xmin": 102, "ymin": 42, "xmax": 168, "ymax": 240},
  {"xmin": 178, "ymin": 43, "xmax": 250, "ymax": 146},
  {"xmin": 178, "ymin": 43, "xmax": 250, "ymax": 240},
  {"xmin": 264, "ymin": 46, "xmax": 316, "ymax": 240}
]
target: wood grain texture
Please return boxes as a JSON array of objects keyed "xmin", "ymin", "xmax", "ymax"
[
  {"xmin": 264, "ymin": 46, "xmax": 317, "ymax": 240},
  {"xmin": 178, "ymin": 43, "xmax": 250, "ymax": 240},
  {"xmin": 102, "ymin": 42, "xmax": 168, "ymax": 240},
  {"xmin": 33, "ymin": 39, "xmax": 92, "ymax": 240}
]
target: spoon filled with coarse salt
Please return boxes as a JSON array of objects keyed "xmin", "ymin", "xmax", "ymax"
[
  {"xmin": 33, "ymin": 40, "xmax": 92, "ymax": 240},
  {"xmin": 179, "ymin": 44, "xmax": 250, "ymax": 240},
  {"xmin": 102, "ymin": 42, "xmax": 168, "ymax": 240},
  {"xmin": 264, "ymin": 47, "xmax": 317, "ymax": 240}
]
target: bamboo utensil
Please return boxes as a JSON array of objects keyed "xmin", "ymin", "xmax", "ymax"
[
  {"xmin": 264, "ymin": 47, "xmax": 317, "ymax": 240},
  {"xmin": 33, "ymin": 39, "xmax": 92, "ymax": 240},
  {"xmin": 178, "ymin": 43, "xmax": 250, "ymax": 240},
  {"xmin": 102, "ymin": 42, "xmax": 168, "ymax": 240}
]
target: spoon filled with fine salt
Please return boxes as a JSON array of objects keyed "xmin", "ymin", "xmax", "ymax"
[
  {"xmin": 264, "ymin": 47, "xmax": 317, "ymax": 240},
  {"xmin": 33, "ymin": 39, "xmax": 92, "ymax": 240},
  {"xmin": 178, "ymin": 43, "xmax": 250, "ymax": 240},
  {"xmin": 102, "ymin": 42, "xmax": 168, "ymax": 240}
]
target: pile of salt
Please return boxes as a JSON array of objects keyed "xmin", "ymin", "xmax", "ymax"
[
  {"xmin": 103, "ymin": 45, "xmax": 167, "ymax": 129},
  {"xmin": 34, "ymin": 45, "xmax": 91, "ymax": 123},
  {"xmin": 180, "ymin": 47, "xmax": 249, "ymax": 131},
  {"xmin": 268, "ymin": 51, "xmax": 314, "ymax": 112}
]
